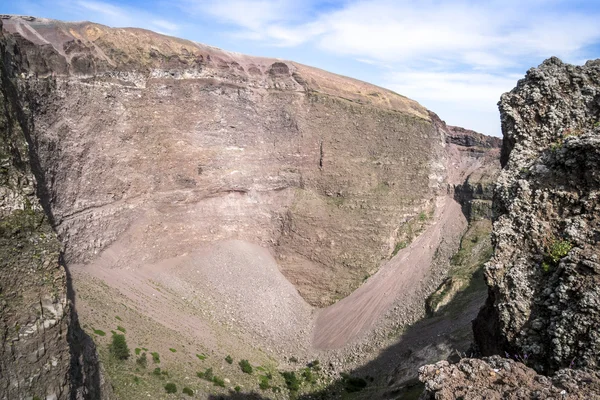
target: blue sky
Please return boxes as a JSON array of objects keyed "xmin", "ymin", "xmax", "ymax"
[{"xmin": 4, "ymin": 0, "xmax": 600, "ymax": 136}]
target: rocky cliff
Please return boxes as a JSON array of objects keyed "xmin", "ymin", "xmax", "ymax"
[
  {"xmin": 420, "ymin": 58, "xmax": 600, "ymax": 398},
  {"xmin": 0, "ymin": 19, "xmax": 108, "ymax": 400}
]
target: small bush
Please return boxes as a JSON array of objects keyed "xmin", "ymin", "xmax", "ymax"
[
  {"xmin": 259, "ymin": 376, "xmax": 270, "ymax": 390},
  {"xmin": 198, "ymin": 367, "xmax": 213, "ymax": 381},
  {"xmin": 136, "ymin": 353, "xmax": 148, "ymax": 368},
  {"xmin": 419, "ymin": 211, "xmax": 427, "ymax": 221},
  {"xmin": 234, "ymin": 386, "xmax": 241, "ymax": 392},
  {"xmin": 115, "ymin": 316, "xmax": 122, "ymax": 321},
  {"xmin": 93, "ymin": 329, "xmax": 106, "ymax": 336},
  {"xmin": 169, "ymin": 348, "xmax": 177, "ymax": 353},
  {"xmin": 542, "ymin": 239, "xmax": 573, "ymax": 272},
  {"xmin": 213, "ymin": 376, "xmax": 225, "ymax": 387},
  {"xmin": 289, "ymin": 356, "xmax": 298, "ymax": 363},
  {"xmin": 116, "ymin": 326, "xmax": 126, "ymax": 333},
  {"xmin": 196, "ymin": 353, "xmax": 207, "ymax": 360},
  {"xmin": 135, "ymin": 348, "xmax": 141, "ymax": 355},
  {"xmin": 164, "ymin": 382, "xmax": 177, "ymax": 393},
  {"xmin": 309, "ymin": 360, "xmax": 320, "ymax": 371},
  {"xmin": 153, "ymin": 367, "xmax": 162, "ymax": 376},
  {"xmin": 302, "ymin": 368, "xmax": 315, "ymax": 384},
  {"xmin": 281, "ymin": 371, "xmax": 300, "ymax": 392},
  {"xmin": 182, "ymin": 387, "xmax": 194, "ymax": 396},
  {"xmin": 239, "ymin": 359, "xmax": 253, "ymax": 374},
  {"xmin": 151, "ymin": 352, "xmax": 160, "ymax": 363},
  {"xmin": 225, "ymin": 355, "xmax": 233, "ymax": 364},
  {"xmin": 109, "ymin": 333, "xmax": 130, "ymax": 360}
]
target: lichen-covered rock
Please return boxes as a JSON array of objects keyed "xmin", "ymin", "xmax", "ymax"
[
  {"xmin": 473, "ymin": 57, "xmax": 600, "ymax": 373},
  {"xmin": 419, "ymin": 356, "xmax": 600, "ymax": 399}
]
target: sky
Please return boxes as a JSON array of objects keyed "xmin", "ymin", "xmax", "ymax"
[{"xmin": 3, "ymin": 1, "xmax": 600, "ymax": 136}]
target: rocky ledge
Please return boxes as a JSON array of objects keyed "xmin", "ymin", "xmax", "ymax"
[{"xmin": 420, "ymin": 58, "xmax": 600, "ymax": 398}]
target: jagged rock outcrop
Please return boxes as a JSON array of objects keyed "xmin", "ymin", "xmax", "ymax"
[
  {"xmin": 419, "ymin": 356, "xmax": 600, "ymax": 399},
  {"xmin": 0, "ymin": 18, "xmax": 109, "ymax": 400},
  {"xmin": 420, "ymin": 58, "xmax": 600, "ymax": 398}
]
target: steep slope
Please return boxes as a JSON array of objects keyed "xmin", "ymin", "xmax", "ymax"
[
  {"xmin": 0, "ymin": 19, "xmax": 108, "ymax": 400},
  {"xmin": 420, "ymin": 58, "xmax": 600, "ymax": 398}
]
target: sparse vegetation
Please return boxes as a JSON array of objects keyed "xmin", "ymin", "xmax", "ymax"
[
  {"xmin": 153, "ymin": 367, "xmax": 162, "ymax": 376},
  {"xmin": 169, "ymin": 348, "xmax": 176, "ymax": 353},
  {"xmin": 213, "ymin": 376, "xmax": 225, "ymax": 387},
  {"xmin": 225, "ymin": 355, "xmax": 233, "ymax": 364},
  {"xmin": 196, "ymin": 353, "xmax": 207, "ymax": 360},
  {"xmin": 392, "ymin": 241, "xmax": 407, "ymax": 257},
  {"xmin": 151, "ymin": 352, "xmax": 160, "ymax": 363},
  {"xmin": 259, "ymin": 376, "xmax": 271, "ymax": 390},
  {"xmin": 234, "ymin": 386, "xmax": 241, "ymax": 392},
  {"xmin": 281, "ymin": 371, "xmax": 300, "ymax": 392},
  {"xmin": 109, "ymin": 333, "xmax": 130, "ymax": 360},
  {"xmin": 164, "ymin": 382, "xmax": 177, "ymax": 393},
  {"xmin": 93, "ymin": 329, "xmax": 106, "ymax": 336},
  {"xmin": 239, "ymin": 359, "xmax": 253, "ymax": 374},
  {"xmin": 198, "ymin": 367, "xmax": 213, "ymax": 381},
  {"xmin": 182, "ymin": 387, "xmax": 194, "ymax": 396},
  {"xmin": 116, "ymin": 326, "xmax": 126, "ymax": 333},
  {"xmin": 134, "ymin": 348, "xmax": 141, "ymax": 355},
  {"xmin": 542, "ymin": 238, "xmax": 573, "ymax": 272},
  {"xmin": 115, "ymin": 316, "xmax": 122, "ymax": 321},
  {"xmin": 136, "ymin": 352, "xmax": 147, "ymax": 368}
]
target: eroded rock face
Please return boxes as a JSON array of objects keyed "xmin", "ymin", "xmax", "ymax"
[
  {"xmin": 474, "ymin": 57, "xmax": 600, "ymax": 373},
  {"xmin": 0, "ymin": 19, "xmax": 109, "ymax": 400},
  {"xmin": 0, "ymin": 15, "xmax": 447, "ymax": 307}
]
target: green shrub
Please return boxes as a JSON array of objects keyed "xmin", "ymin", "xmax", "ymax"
[
  {"xmin": 151, "ymin": 352, "xmax": 160, "ymax": 363},
  {"xmin": 309, "ymin": 360, "xmax": 320, "ymax": 371},
  {"xmin": 213, "ymin": 376, "xmax": 225, "ymax": 387},
  {"xmin": 116, "ymin": 326, "xmax": 126, "ymax": 333},
  {"xmin": 542, "ymin": 239, "xmax": 573, "ymax": 272},
  {"xmin": 136, "ymin": 353, "xmax": 148, "ymax": 368},
  {"xmin": 115, "ymin": 316, "xmax": 122, "ymax": 321},
  {"xmin": 289, "ymin": 356, "xmax": 298, "ymax": 363},
  {"xmin": 419, "ymin": 211, "xmax": 428, "ymax": 221},
  {"xmin": 302, "ymin": 368, "xmax": 316, "ymax": 384},
  {"xmin": 182, "ymin": 387, "xmax": 194, "ymax": 396},
  {"xmin": 196, "ymin": 353, "xmax": 207, "ymax": 360},
  {"xmin": 109, "ymin": 333, "xmax": 130, "ymax": 360},
  {"xmin": 93, "ymin": 329, "xmax": 106, "ymax": 336},
  {"xmin": 198, "ymin": 367, "xmax": 213, "ymax": 381},
  {"xmin": 259, "ymin": 376, "xmax": 270, "ymax": 390},
  {"xmin": 225, "ymin": 355, "xmax": 233, "ymax": 364},
  {"xmin": 169, "ymin": 348, "xmax": 177, "ymax": 353},
  {"xmin": 234, "ymin": 386, "xmax": 241, "ymax": 392},
  {"xmin": 281, "ymin": 371, "xmax": 300, "ymax": 392},
  {"xmin": 164, "ymin": 382, "xmax": 177, "ymax": 393},
  {"xmin": 153, "ymin": 367, "xmax": 162, "ymax": 376},
  {"xmin": 239, "ymin": 359, "xmax": 253, "ymax": 374},
  {"xmin": 135, "ymin": 348, "xmax": 141, "ymax": 355}
]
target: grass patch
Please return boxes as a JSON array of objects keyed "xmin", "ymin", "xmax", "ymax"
[
  {"xmin": 169, "ymin": 348, "xmax": 177, "ymax": 353},
  {"xmin": 225, "ymin": 355, "xmax": 233, "ymax": 364},
  {"xmin": 182, "ymin": 387, "xmax": 194, "ymax": 396},
  {"xmin": 115, "ymin": 316, "xmax": 122, "ymax": 321},
  {"xmin": 281, "ymin": 371, "xmax": 300, "ymax": 393},
  {"xmin": 151, "ymin": 352, "xmax": 160, "ymax": 363},
  {"xmin": 196, "ymin": 353, "xmax": 207, "ymax": 361},
  {"xmin": 93, "ymin": 329, "xmax": 106, "ymax": 337},
  {"xmin": 135, "ymin": 348, "xmax": 141, "ymax": 356},
  {"xmin": 392, "ymin": 241, "xmax": 407, "ymax": 257},
  {"xmin": 213, "ymin": 376, "xmax": 225, "ymax": 387},
  {"xmin": 116, "ymin": 326, "xmax": 126, "ymax": 333}
]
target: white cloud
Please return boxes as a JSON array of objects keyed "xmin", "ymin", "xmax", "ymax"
[{"xmin": 72, "ymin": 0, "xmax": 179, "ymax": 32}]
